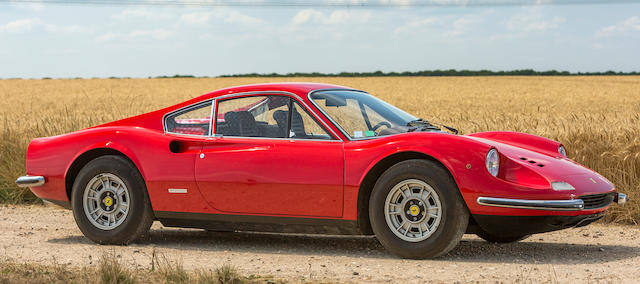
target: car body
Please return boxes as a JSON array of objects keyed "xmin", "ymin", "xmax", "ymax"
[{"xmin": 17, "ymin": 82, "xmax": 627, "ymax": 258}]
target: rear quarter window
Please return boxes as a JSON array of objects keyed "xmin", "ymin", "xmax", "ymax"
[{"xmin": 164, "ymin": 101, "xmax": 212, "ymax": 136}]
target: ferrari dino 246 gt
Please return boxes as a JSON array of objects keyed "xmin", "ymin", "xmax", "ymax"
[{"xmin": 17, "ymin": 83, "xmax": 627, "ymax": 258}]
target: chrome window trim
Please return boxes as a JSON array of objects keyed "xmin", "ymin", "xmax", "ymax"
[
  {"xmin": 307, "ymin": 88, "xmax": 397, "ymax": 141},
  {"xmin": 212, "ymin": 91, "xmax": 343, "ymax": 142},
  {"xmin": 161, "ymin": 90, "xmax": 342, "ymax": 141},
  {"xmin": 476, "ymin": 196, "xmax": 585, "ymax": 211},
  {"xmin": 205, "ymin": 135, "xmax": 343, "ymax": 143},
  {"xmin": 162, "ymin": 99, "xmax": 214, "ymax": 137},
  {"xmin": 208, "ymin": 98, "xmax": 216, "ymax": 136}
]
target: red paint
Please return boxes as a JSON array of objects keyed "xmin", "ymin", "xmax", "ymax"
[{"xmin": 24, "ymin": 83, "xmax": 616, "ymax": 224}]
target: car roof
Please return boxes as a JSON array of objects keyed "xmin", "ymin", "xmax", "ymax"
[
  {"xmin": 195, "ymin": 82, "xmax": 355, "ymax": 101},
  {"xmin": 97, "ymin": 82, "xmax": 360, "ymax": 131}
]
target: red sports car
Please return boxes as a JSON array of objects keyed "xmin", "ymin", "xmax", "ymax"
[{"xmin": 17, "ymin": 83, "xmax": 627, "ymax": 258}]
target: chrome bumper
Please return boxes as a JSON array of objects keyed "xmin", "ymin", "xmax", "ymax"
[
  {"xmin": 614, "ymin": 193, "xmax": 628, "ymax": 205},
  {"xmin": 15, "ymin": 176, "xmax": 45, "ymax": 187},
  {"xmin": 477, "ymin": 197, "xmax": 584, "ymax": 211}
]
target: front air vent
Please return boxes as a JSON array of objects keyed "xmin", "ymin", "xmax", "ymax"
[
  {"xmin": 580, "ymin": 193, "xmax": 615, "ymax": 209},
  {"xmin": 520, "ymin": 157, "xmax": 545, "ymax": 168}
]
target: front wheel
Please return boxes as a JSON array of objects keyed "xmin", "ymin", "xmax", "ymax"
[
  {"xmin": 369, "ymin": 159, "xmax": 469, "ymax": 259},
  {"xmin": 71, "ymin": 155, "xmax": 154, "ymax": 245}
]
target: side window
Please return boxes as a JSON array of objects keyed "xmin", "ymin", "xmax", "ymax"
[
  {"xmin": 318, "ymin": 97, "xmax": 369, "ymax": 138},
  {"xmin": 165, "ymin": 101, "xmax": 212, "ymax": 136},
  {"xmin": 215, "ymin": 96, "xmax": 290, "ymax": 138},
  {"xmin": 290, "ymin": 101, "xmax": 333, "ymax": 140}
]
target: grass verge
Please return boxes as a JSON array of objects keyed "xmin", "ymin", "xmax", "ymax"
[{"xmin": 0, "ymin": 251, "xmax": 277, "ymax": 284}]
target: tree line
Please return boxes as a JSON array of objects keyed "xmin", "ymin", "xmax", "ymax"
[{"xmin": 218, "ymin": 69, "xmax": 640, "ymax": 78}]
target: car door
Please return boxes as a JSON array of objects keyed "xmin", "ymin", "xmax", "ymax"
[{"xmin": 194, "ymin": 94, "xmax": 344, "ymax": 217}]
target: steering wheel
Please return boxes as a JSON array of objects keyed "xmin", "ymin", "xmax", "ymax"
[{"xmin": 371, "ymin": 121, "xmax": 392, "ymax": 132}]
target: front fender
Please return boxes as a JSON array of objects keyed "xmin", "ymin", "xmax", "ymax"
[{"xmin": 467, "ymin": 131, "xmax": 563, "ymax": 158}]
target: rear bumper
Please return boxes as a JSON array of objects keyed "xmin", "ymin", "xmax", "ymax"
[{"xmin": 15, "ymin": 176, "xmax": 45, "ymax": 187}]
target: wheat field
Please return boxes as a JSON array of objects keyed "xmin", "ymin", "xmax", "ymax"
[{"xmin": 0, "ymin": 76, "xmax": 638, "ymax": 223}]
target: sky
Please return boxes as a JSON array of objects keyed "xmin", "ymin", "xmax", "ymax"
[{"xmin": 0, "ymin": 1, "xmax": 639, "ymax": 78}]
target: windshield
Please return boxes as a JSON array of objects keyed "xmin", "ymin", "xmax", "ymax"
[{"xmin": 310, "ymin": 90, "xmax": 418, "ymax": 139}]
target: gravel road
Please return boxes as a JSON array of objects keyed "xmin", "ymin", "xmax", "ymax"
[{"xmin": 1, "ymin": 205, "xmax": 639, "ymax": 283}]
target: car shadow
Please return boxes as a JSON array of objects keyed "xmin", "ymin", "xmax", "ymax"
[{"xmin": 47, "ymin": 227, "xmax": 640, "ymax": 264}]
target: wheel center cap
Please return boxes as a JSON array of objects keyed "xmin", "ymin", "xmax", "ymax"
[
  {"xmin": 99, "ymin": 191, "xmax": 117, "ymax": 212},
  {"xmin": 404, "ymin": 199, "xmax": 426, "ymax": 222},
  {"xmin": 409, "ymin": 205, "xmax": 420, "ymax": 216}
]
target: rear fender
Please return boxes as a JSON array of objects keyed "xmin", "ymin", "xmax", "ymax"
[{"xmin": 65, "ymin": 141, "xmax": 146, "ymax": 181}]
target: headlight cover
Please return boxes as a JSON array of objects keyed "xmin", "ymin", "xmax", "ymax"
[
  {"xmin": 551, "ymin": 181, "xmax": 575, "ymax": 191},
  {"xmin": 558, "ymin": 145, "xmax": 567, "ymax": 157},
  {"xmin": 486, "ymin": 149, "xmax": 500, "ymax": 177}
]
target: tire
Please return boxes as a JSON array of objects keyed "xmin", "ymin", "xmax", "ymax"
[
  {"xmin": 476, "ymin": 229, "xmax": 529, "ymax": 243},
  {"xmin": 369, "ymin": 159, "xmax": 469, "ymax": 259},
  {"xmin": 71, "ymin": 155, "xmax": 154, "ymax": 245}
]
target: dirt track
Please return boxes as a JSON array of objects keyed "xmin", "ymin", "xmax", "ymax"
[{"xmin": 1, "ymin": 205, "xmax": 639, "ymax": 283}]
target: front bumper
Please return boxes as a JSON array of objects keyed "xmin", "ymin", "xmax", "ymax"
[
  {"xmin": 471, "ymin": 213, "xmax": 605, "ymax": 237},
  {"xmin": 477, "ymin": 192, "xmax": 628, "ymax": 211},
  {"xmin": 477, "ymin": 197, "xmax": 584, "ymax": 211},
  {"xmin": 15, "ymin": 175, "xmax": 45, "ymax": 187}
]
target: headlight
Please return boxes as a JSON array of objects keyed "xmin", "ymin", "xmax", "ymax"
[
  {"xmin": 485, "ymin": 149, "xmax": 500, "ymax": 177},
  {"xmin": 558, "ymin": 145, "xmax": 567, "ymax": 157}
]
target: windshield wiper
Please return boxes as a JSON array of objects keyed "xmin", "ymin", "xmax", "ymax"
[{"xmin": 407, "ymin": 118, "xmax": 458, "ymax": 135}]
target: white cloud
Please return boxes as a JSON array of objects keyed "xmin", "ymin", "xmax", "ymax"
[
  {"xmin": 179, "ymin": 11, "xmax": 212, "ymax": 26},
  {"xmin": 131, "ymin": 29, "xmax": 175, "ymax": 39},
  {"xmin": 224, "ymin": 11, "xmax": 263, "ymax": 26},
  {"xmin": 96, "ymin": 32, "xmax": 118, "ymax": 42},
  {"xmin": 291, "ymin": 9, "xmax": 322, "ymax": 25},
  {"xmin": 178, "ymin": 10, "xmax": 263, "ymax": 27},
  {"xmin": 394, "ymin": 17, "xmax": 437, "ymax": 33},
  {"xmin": 379, "ymin": 0, "xmax": 414, "ymax": 7},
  {"xmin": 394, "ymin": 14, "xmax": 478, "ymax": 36},
  {"xmin": 44, "ymin": 24, "xmax": 90, "ymax": 34},
  {"xmin": 112, "ymin": 8, "xmax": 172, "ymax": 22},
  {"xmin": 596, "ymin": 16, "xmax": 640, "ymax": 37},
  {"xmin": 113, "ymin": 8, "xmax": 152, "ymax": 20},
  {"xmin": 96, "ymin": 28, "xmax": 175, "ymax": 42},
  {"xmin": 507, "ymin": 14, "xmax": 565, "ymax": 32},
  {"xmin": 27, "ymin": 3, "xmax": 44, "ymax": 11},
  {"xmin": 446, "ymin": 15, "xmax": 477, "ymax": 36},
  {"xmin": 291, "ymin": 9, "xmax": 371, "ymax": 26},
  {"xmin": 0, "ymin": 18, "xmax": 40, "ymax": 33}
]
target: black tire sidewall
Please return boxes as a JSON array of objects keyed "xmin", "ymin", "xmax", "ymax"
[
  {"xmin": 369, "ymin": 159, "xmax": 468, "ymax": 259},
  {"xmin": 71, "ymin": 155, "xmax": 151, "ymax": 244}
]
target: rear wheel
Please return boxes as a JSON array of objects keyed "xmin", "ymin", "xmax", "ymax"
[
  {"xmin": 369, "ymin": 159, "xmax": 469, "ymax": 259},
  {"xmin": 71, "ymin": 155, "xmax": 154, "ymax": 245}
]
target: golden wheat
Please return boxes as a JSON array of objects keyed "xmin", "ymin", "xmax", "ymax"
[{"xmin": 0, "ymin": 76, "xmax": 638, "ymax": 223}]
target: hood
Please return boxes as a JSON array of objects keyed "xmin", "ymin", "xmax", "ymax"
[{"xmin": 465, "ymin": 134, "xmax": 615, "ymax": 194}]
